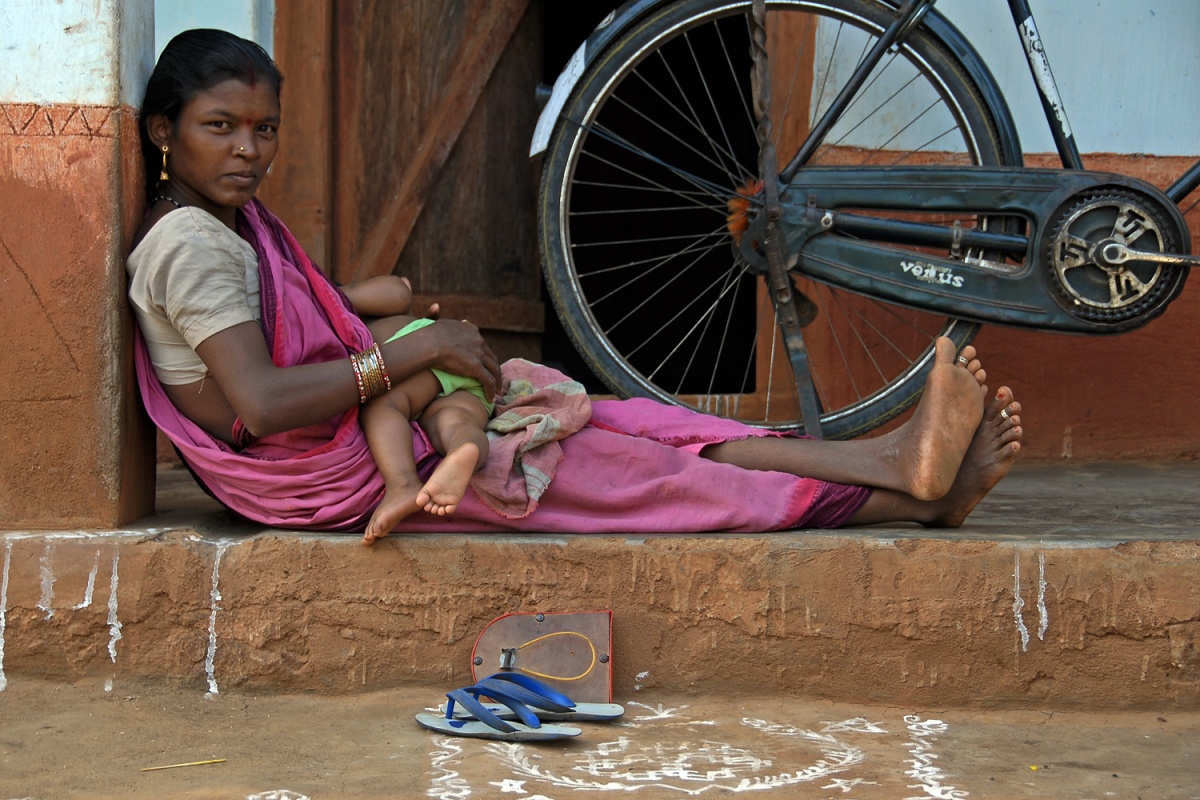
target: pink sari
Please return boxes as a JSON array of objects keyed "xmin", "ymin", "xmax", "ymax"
[{"xmin": 133, "ymin": 200, "xmax": 870, "ymax": 532}]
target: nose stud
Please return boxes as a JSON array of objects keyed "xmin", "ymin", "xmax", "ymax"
[{"xmin": 238, "ymin": 146, "xmax": 246, "ymax": 152}]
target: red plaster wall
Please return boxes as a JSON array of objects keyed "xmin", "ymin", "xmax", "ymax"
[{"xmin": 0, "ymin": 104, "xmax": 154, "ymax": 528}]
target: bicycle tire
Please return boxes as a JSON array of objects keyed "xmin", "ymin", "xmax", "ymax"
[{"xmin": 539, "ymin": 0, "xmax": 1019, "ymax": 438}]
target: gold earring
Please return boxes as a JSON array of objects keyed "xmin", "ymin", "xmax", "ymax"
[{"xmin": 159, "ymin": 145, "xmax": 169, "ymax": 182}]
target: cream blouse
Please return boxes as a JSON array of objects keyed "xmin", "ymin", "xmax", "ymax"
[{"xmin": 126, "ymin": 207, "xmax": 261, "ymax": 385}]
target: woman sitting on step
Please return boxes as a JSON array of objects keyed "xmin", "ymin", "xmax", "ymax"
[{"xmin": 126, "ymin": 29, "xmax": 1023, "ymax": 539}]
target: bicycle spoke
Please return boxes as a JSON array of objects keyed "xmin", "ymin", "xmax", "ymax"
[
  {"xmin": 603, "ymin": 225, "xmax": 743, "ymax": 341},
  {"xmin": 584, "ymin": 128, "xmax": 731, "ymax": 198},
  {"xmin": 584, "ymin": 221, "xmax": 730, "ymax": 307},
  {"xmin": 608, "ymin": 73, "xmax": 746, "ymax": 186},
  {"xmin": 573, "ymin": 236, "xmax": 728, "ymax": 279},
  {"xmin": 698, "ymin": 261, "xmax": 754, "ymax": 396},
  {"xmin": 651, "ymin": 40, "xmax": 750, "ymax": 184},
  {"xmin": 577, "ymin": 130, "xmax": 731, "ymax": 204},
  {"xmin": 708, "ymin": 18, "xmax": 758, "ymax": 171},
  {"xmin": 654, "ymin": 259, "xmax": 752, "ymax": 391},
  {"xmin": 572, "ymin": 178, "xmax": 715, "ymax": 199},
  {"xmin": 572, "ymin": 202, "xmax": 730, "ymax": 217},
  {"xmin": 887, "ymin": 125, "xmax": 976, "ymax": 165},
  {"xmin": 829, "ymin": 72, "xmax": 923, "ymax": 147},
  {"xmin": 809, "ymin": 20, "xmax": 844, "ymax": 126}
]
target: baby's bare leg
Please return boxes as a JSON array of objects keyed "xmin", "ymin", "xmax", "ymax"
[
  {"xmin": 415, "ymin": 392, "xmax": 491, "ymax": 516},
  {"xmin": 361, "ymin": 370, "xmax": 442, "ymax": 544}
]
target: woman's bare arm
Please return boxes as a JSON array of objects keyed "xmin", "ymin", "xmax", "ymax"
[{"xmin": 193, "ymin": 317, "xmax": 501, "ymax": 438}]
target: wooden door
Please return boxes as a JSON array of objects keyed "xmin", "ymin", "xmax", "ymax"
[{"xmin": 261, "ymin": 0, "xmax": 544, "ymax": 360}]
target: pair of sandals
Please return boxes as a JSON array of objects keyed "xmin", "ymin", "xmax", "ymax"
[{"xmin": 415, "ymin": 672, "xmax": 624, "ymax": 741}]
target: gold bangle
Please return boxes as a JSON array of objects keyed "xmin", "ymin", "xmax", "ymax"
[
  {"xmin": 363, "ymin": 347, "xmax": 383, "ymax": 398},
  {"xmin": 349, "ymin": 351, "xmax": 368, "ymax": 403},
  {"xmin": 372, "ymin": 342, "xmax": 392, "ymax": 391},
  {"xmin": 350, "ymin": 342, "xmax": 391, "ymax": 403}
]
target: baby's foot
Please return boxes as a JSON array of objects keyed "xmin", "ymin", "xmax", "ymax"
[
  {"xmin": 417, "ymin": 442, "xmax": 482, "ymax": 516},
  {"xmin": 362, "ymin": 483, "xmax": 423, "ymax": 545}
]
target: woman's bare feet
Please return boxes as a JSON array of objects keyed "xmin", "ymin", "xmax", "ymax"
[
  {"xmin": 886, "ymin": 337, "xmax": 988, "ymax": 501},
  {"xmin": 362, "ymin": 481, "xmax": 424, "ymax": 545},
  {"xmin": 417, "ymin": 442, "xmax": 482, "ymax": 516},
  {"xmin": 925, "ymin": 387, "xmax": 1023, "ymax": 527}
]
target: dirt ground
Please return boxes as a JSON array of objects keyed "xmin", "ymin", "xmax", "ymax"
[{"xmin": 1, "ymin": 677, "xmax": 1197, "ymax": 800}]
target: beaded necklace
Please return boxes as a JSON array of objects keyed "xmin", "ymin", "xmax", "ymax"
[{"xmin": 153, "ymin": 194, "xmax": 183, "ymax": 209}]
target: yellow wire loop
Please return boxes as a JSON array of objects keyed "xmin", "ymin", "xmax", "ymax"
[{"xmin": 513, "ymin": 630, "xmax": 597, "ymax": 682}]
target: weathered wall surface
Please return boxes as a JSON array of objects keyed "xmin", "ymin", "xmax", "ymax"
[
  {"xmin": 0, "ymin": 2, "xmax": 156, "ymax": 528},
  {"xmin": 1, "ymin": 530, "xmax": 1196, "ymax": 709}
]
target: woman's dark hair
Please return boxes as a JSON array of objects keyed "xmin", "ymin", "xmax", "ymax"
[{"xmin": 139, "ymin": 29, "xmax": 284, "ymax": 198}]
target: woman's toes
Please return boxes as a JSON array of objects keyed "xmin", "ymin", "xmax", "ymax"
[{"xmin": 936, "ymin": 336, "xmax": 958, "ymax": 363}]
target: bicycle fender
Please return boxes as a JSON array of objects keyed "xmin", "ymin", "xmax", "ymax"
[
  {"xmin": 530, "ymin": 0, "xmax": 671, "ymax": 158},
  {"xmin": 530, "ymin": 0, "xmax": 1023, "ymax": 165}
]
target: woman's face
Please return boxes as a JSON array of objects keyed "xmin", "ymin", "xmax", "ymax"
[{"xmin": 150, "ymin": 77, "xmax": 281, "ymax": 226}]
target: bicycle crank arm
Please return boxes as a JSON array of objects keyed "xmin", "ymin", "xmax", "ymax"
[{"xmin": 1096, "ymin": 243, "xmax": 1200, "ymax": 269}]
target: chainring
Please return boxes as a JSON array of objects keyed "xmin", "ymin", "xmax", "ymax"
[{"xmin": 1043, "ymin": 188, "xmax": 1187, "ymax": 326}]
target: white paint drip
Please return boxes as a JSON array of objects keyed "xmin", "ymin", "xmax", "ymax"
[
  {"xmin": 427, "ymin": 736, "xmax": 470, "ymax": 800},
  {"xmin": 1036, "ymin": 553, "xmax": 1049, "ymax": 642},
  {"xmin": 634, "ymin": 670, "xmax": 650, "ymax": 691},
  {"xmin": 73, "ymin": 548, "xmax": 101, "ymax": 610},
  {"xmin": 107, "ymin": 552, "xmax": 122, "ymax": 662},
  {"xmin": 1012, "ymin": 554, "xmax": 1030, "ymax": 652},
  {"xmin": 903, "ymin": 715, "xmax": 967, "ymax": 799},
  {"xmin": 205, "ymin": 541, "xmax": 230, "ymax": 696},
  {"xmin": 0, "ymin": 537, "xmax": 12, "ymax": 692},
  {"xmin": 37, "ymin": 542, "xmax": 56, "ymax": 619},
  {"xmin": 104, "ymin": 677, "xmax": 113, "ymax": 693}
]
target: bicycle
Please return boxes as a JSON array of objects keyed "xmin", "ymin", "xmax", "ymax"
[{"xmin": 531, "ymin": 0, "xmax": 1200, "ymax": 439}]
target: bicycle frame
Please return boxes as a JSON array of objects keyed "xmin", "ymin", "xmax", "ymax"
[
  {"xmin": 787, "ymin": 0, "xmax": 1200, "ymax": 197},
  {"xmin": 745, "ymin": 0, "xmax": 1200, "ymax": 334},
  {"xmin": 532, "ymin": 0, "xmax": 1200, "ymax": 436}
]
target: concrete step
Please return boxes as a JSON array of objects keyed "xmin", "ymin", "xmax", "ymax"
[{"xmin": 1, "ymin": 463, "xmax": 1197, "ymax": 710}]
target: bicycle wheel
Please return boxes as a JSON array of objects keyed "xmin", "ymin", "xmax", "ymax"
[{"xmin": 539, "ymin": 0, "xmax": 1017, "ymax": 438}]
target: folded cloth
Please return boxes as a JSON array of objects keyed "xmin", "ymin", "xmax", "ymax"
[{"xmin": 471, "ymin": 359, "xmax": 592, "ymax": 518}]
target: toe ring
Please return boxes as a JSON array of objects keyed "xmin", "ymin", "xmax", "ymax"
[
  {"xmin": 1000, "ymin": 408, "xmax": 1011, "ymax": 421},
  {"xmin": 955, "ymin": 355, "xmax": 969, "ymax": 366}
]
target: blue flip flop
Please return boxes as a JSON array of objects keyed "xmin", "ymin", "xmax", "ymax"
[
  {"xmin": 441, "ymin": 672, "xmax": 624, "ymax": 723},
  {"xmin": 415, "ymin": 675, "xmax": 582, "ymax": 741}
]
